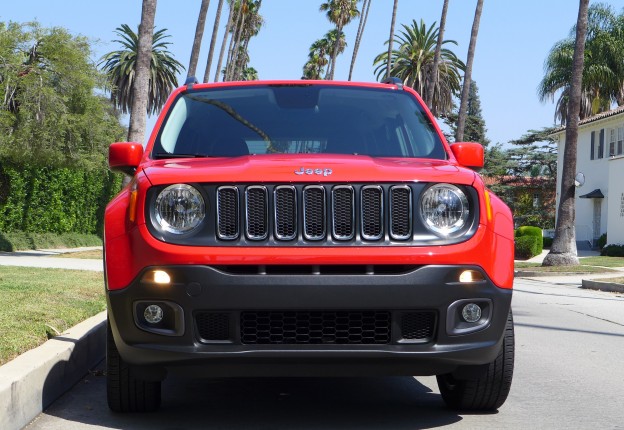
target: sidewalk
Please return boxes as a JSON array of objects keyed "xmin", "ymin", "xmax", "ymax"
[
  {"xmin": 0, "ymin": 247, "xmax": 106, "ymax": 430},
  {"xmin": 0, "ymin": 247, "xmax": 103, "ymax": 271}
]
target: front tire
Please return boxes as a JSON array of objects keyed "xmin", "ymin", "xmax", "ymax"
[
  {"xmin": 436, "ymin": 310, "xmax": 514, "ymax": 411},
  {"xmin": 106, "ymin": 319, "xmax": 161, "ymax": 412}
]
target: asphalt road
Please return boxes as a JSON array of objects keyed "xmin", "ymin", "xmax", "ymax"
[{"xmin": 25, "ymin": 277, "xmax": 624, "ymax": 430}]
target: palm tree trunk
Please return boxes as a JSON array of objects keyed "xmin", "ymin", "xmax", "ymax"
[
  {"xmin": 425, "ymin": 0, "xmax": 449, "ymax": 112},
  {"xmin": 386, "ymin": 0, "xmax": 399, "ymax": 79},
  {"xmin": 327, "ymin": 23, "xmax": 343, "ymax": 80},
  {"xmin": 203, "ymin": 0, "xmax": 225, "ymax": 82},
  {"xmin": 228, "ymin": 5, "xmax": 247, "ymax": 80},
  {"xmin": 348, "ymin": 0, "xmax": 371, "ymax": 81},
  {"xmin": 214, "ymin": 0, "xmax": 236, "ymax": 82},
  {"xmin": 188, "ymin": 0, "xmax": 211, "ymax": 79},
  {"xmin": 456, "ymin": 0, "xmax": 483, "ymax": 142},
  {"xmin": 128, "ymin": 0, "xmax": 156, "ymax": 145},
  {"xmin": 224, "ymin": 1, "xmax": 244, "ymax": 81},
  {"xmin": 542, "ymin": 0, "xmax": 590, "ymax": 267}
]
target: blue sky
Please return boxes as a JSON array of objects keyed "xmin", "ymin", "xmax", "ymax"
[{"xmin": 3, "ymin": 0, "xmax": 624, "ymax": 145}]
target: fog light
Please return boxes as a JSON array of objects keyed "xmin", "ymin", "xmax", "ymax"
[
  {"xmin": 153, "ymin": 270, "xmax": 171, "ymax": 284},
  {"xmin": 144, "ymin": 305, "xmax": 164, "ymax": 324},
  {"xmin": 461, "ymin": 303, "xmax": 482, "ymax": 323}
]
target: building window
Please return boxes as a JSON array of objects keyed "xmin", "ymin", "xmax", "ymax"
[
  {"xmin": 591, "ymin": 131, "xmax": 595, "ymax": 160},
  {"xmin": 618, "ymin": 126, "xmax": 623, "ymax": 155},
  {"xmin": 609, "ymin": 128, "xmax": 616, "ymax": 156},
  {"xmin": 533, "ymin": 192, "xmax": 540, "ymax": 208},
  {"xmin": 599, "ymin": 128, "xmax": 605, "ymax": 158}
]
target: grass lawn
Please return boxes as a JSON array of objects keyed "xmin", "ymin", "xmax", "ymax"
[
  {"xmin": 54, "ymin": 249, "xmax": 103, "ymax": 259},
  {"xmin": 578, "ymin": 256, "xmax": 624, "ymax": 267},
  {"xmin": 515, "ymin": 256, "xmax": 624, "ymax": 272},
  {"xmin": 0, "ymin": 266, "xmax": 105, "ymax": 365},
  {"xmin": 592, "ymin": 277, "xmax": 624, "ymax": 284}
]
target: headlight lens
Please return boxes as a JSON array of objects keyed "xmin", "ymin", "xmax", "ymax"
[
  {"xmin": 420, "ymin": 184, "xmax": 469, "ymax": 236},
  {"xmin": 155, "ymin": 184, "xmax": 205, "ymax": 234}
]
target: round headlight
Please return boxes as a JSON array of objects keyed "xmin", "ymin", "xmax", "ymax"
[
  {"xmin": 155, "ymin": 184, "xmax": 205, "ymax": 234},
  {"xmin": 420, "ymin": 184, "xmax": 469, "ymax": 236}
]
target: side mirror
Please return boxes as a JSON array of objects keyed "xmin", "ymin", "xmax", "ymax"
[
  {"xmin": 109, "ymin": 142, "xmax": 144, "ymax": 176},
  {"xmin": 450, "ymin": 142, "xmax": 484, "ymax": 170}
]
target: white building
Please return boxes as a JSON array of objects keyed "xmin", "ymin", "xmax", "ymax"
[{"xmin": 550, "ymin": 106, "xmax": 624, "ymax": 248}]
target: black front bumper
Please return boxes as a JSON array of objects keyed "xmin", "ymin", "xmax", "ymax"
[{"xmin": 107, "ymin": 264, "xmax": 512, "ymax": 377}]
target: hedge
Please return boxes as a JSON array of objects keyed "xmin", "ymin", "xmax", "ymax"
[
  {"xmin": 601, "ymin": 244, "xmax": 624, "ymax": 257},
  {"xmin": 515, "ymin": 226, "xmax": 543, "ymax": 257},
  {"xmin": 0, "ymin": 231, "xmax": 102, "ymax": 252},
  {"xmin": 515, "ymin": 236, "xmax": 542, "ymax": 260},
  {"xmin": 0, "ymin": 159, "xmax": 122, "ymax": 237}
]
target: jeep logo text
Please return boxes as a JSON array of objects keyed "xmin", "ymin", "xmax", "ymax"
[{"xmin": 294, "ymin": 167, "xmax": 333, "ymax": 176}]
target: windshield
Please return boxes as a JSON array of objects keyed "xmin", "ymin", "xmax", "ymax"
[{"xmin": 152, "ymin": 85, "xmax": 446, "ymax": 159}]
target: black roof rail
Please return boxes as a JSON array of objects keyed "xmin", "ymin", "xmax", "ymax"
[
  {"xmin": 382, "ymin": 77, "xmax": 404, "ymax": 90},
  {"xmin": 185, "ymin": 76, "xmax": 199, "ymax": 89}
]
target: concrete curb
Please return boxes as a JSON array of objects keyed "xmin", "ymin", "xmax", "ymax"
[
  {"xmin": 581, "ymin": 279, "xmax": 624, "ymax": 293},
  {"xmin": 0, "ymin": 311, "xmax": 106, "ymax": 430}
]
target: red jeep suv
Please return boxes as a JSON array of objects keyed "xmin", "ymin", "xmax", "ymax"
[{"xmin": 105, "ymin": 79, "xmax": 515, "ymax": 413}]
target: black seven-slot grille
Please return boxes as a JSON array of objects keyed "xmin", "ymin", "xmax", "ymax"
[
  {"xmin": 194, "ymin": 311, "xmax": 437, "ymax": 345},
  {"xmin": 215, "ymin": 184, "xmax": 413, "ymax": 243}
]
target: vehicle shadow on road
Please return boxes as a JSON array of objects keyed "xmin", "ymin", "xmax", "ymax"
[{"xmin": 41, "ymin": 371, "xmax": 464, "ymax": 429}]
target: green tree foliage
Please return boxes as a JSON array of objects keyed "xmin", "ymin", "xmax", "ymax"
[
  {"xmin": 538, "ymin": 3, "xmax": 624, "ymax": 125},
  {"xmin": 99, "ymin": 24, "xmax": 184, "ymax": 116},
  {"xmin": 0, "ymin": 22, "xmax": 125, "ymax": 168},
  {"xmin": 302, "ymin": 30, "xmax": 346, "ymax": 80},
  {"xmin": 374, "ymin": 19, "xmax": 465, "ymax": 117},
  {"xmin": 320, "ymin": 0, "xmax": 360, "ymax": 80}
]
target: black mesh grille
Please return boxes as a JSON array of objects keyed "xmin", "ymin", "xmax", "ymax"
[
  {"xmin": 241, "ymin": 311, "xmax": 391, "ymax": 344},
  {"xmin": 274, "ymin": 186, "xmax": 297, "ymax": 240},
  {"xmin": 303, "ymin": 186, "xmax": 325, "ymax": 240},
  {"xmin": 217, "ymin": 187, "xmax": 239, "ymax": 240},
  {"xmin": 400, "ymin": 312, "xmax": 436, "ymax": 341},
  {"xmin": 390, "ymin": 186, "xmax": 412, "ymax": 240},
  {"xmin": 196, "ymin": 312, "xmax": 231, "ymax": 341},
  {"xmin": 332, "ymin": 186, "xmax": 354, "ymax": 240},
  {"xmin": 246, "ymin": 186, "xmax": 268, "ymax": 240},
  {"xmin": 361, "ymin": 186, "xmax": 383, "ymax": 240}
]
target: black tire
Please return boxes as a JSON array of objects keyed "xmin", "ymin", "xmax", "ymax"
[
  {"xmin": 106, "ymin": 319, "xmax": 161, "ymax": 412},
  {"xmin": 436, "ymin": 310, "xmax": 514, "ymax": 411}
]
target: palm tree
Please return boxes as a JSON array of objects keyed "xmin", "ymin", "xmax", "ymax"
[
  {"xmin": 425, "ymin": 0, "xmax": 450, "ymax": 109},
  {"xmin": 542, "ymin": 0, "xmax": 590, "ymax": 267},
  {"xmin": 386, "ymin": 0, "xmax": 398, "ymax": 79},
  {"xmin": 229, "ymin": 0, "xmax": 263, "ymax": 81},
  {"xmin": 456, "ymin": 0, "xmax": 484, "ymax": 142},
  {"xmin": 323, "ymin": 29, "xmax": 347, "ymax": 79},
  {"xmin": 538, "ymin": 3, "xmax": 624, "ymax": 125},
  {"xmin": 188, "ymin": 0, "xmax": 211, "ymax": 78},
  {"xmin": 320, "ymin": 0, "xmax": 360, "ymax": 80},
  {"xmin": 348, "ymin": 0, "xmax": 371, "ymax": 81},
  {"xmin": 214, "ymin": 0, "xmax": 236, "ymax": 82},
  {"xmin": 303, "ymin": 38, "xmax": 331, "ymax": 79},
  {"xmin": 373, "ymin": 19, "xmax": 465, "ymax": 116},
  {"xmin": 99, "ymin": 24, "xmax": 184, "ymax": 116},
  {"xmin": 203, "ymin": 0, "xmax": 225, "ymax": 82}
]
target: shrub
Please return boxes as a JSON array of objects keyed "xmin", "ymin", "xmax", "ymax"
[
  {"xmin": 515, "ymin": 236, "xmax": 542, "ymax": 260},
  {"xmin": 597, "ymin": 233, "xmax": 607, "ymax": 249},
  {"xmin": 516, "ymin": 226, "xmax": 543, "ymax": 238},
  {"xmin": 601, "ymin": 244, "xmax": 624, "ymax": 257},
  {"xmin": 543, "ymin": 237, "xmax": 553, "ymax": 249},
  {"xmin": 0, "ymin": 231, "xmax": 102, "ymax": 252}
]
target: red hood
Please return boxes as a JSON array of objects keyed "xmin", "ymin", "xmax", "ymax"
[{"xmin": 141, "ymin": 154, "xmax": 476, "ymax": 186}]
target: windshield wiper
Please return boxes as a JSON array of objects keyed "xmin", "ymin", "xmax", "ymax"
[{"xmin": 153, "ymin": 152, "xmax": 212, "ymax": 159}]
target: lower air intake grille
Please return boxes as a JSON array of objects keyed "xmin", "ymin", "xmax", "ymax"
[
  {"xmin": 196, "ymin": 312, "xmax": 231, "ymax": 341},
  {"xmin": 241, "ymin": 311, "xmax": 391, "ymax": 344},
  {"xmin": 400, "ymin": 312, "xmax": 436, "ymax": 341}
]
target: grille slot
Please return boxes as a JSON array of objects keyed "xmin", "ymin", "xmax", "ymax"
[
  {"xmin": 241, "ymin": 311, "xmax": 391, "ymax": 344},
  {"xmin": 361, "ymin": 186, "xmax": 383, "ymax": 240},
  {"xmin": 332, "ymin": 186, "xmax": 355, "ymax": 240},
  {"xmin": 196, "ymin": 312, "xmax": 231, "ymax": 341},
  {"xmin": 274, "ymin": 186, "xmax": 297, "ymax": 240},
  {"xmin": 216, "ymin": 186, "xmax": 239, "ymax": 240},
  {"xmin": 400, "ymin": 312, "xmax": 436, "ymax": 341},
  {"xmin": 246, "ymin": 186, "xmax": 268, "ymax": 240},
  {"xmin": 303, "ymin": 186, "xmax": 326, "ymax": 240},
  {"xmin": 390, "ymin": 186, "xmax": 412, "ymax": 240}
]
